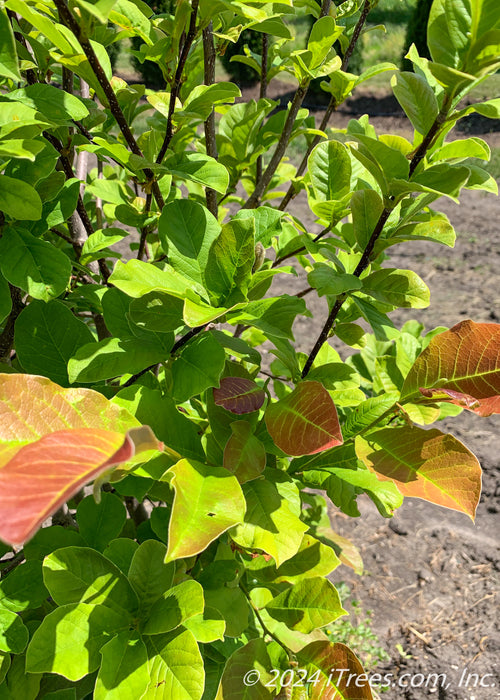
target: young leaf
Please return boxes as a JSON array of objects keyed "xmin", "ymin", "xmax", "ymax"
[
  {"xmin": 401, "ymin": 320, "xmax": 500, "ymax": 415},
  {"xmin": 26, "ymin": 603, "xmax": 127, "ymax": 681},
  {"xmin": 223, "ymin": 421, "xmax": 266, "ymax": 483},
  {"xmin": 297, "ymin": 641, "xmax": 374, "ymax": 699},
  {"xmin": 165, "ymin": 459, "xmax": 246, "ymax": 562},
  {"xmin": 356, "ymin": 426, "xmax": 482, "ymax": 519},
  {"xmin": 265, "ymin": 381, "xmax": 343, "ymax": 456},
  {"xmin": 42, "ymin": 546, "xmax": 139, "ymax": 616},
  {"xmin": 94, "ymin": 631, "xmax": 149, "ymax": 700},
  {"xmin": 213, "ymin": 377, "xmax": 266, "ymax": 414},
  {"xmin": 391, "ymin": 72, "xmax": 439, "ymax": 134},
  {"xmin": 264, "ymin": 577, "xmax": 346, "ymax": 633}
]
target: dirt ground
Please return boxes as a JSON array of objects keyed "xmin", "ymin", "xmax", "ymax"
[{"xmin": 255, "ymin": 82, "xmax": 499, "ymax": 700}]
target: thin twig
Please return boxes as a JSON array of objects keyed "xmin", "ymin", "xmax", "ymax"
[
  {"xmin": 203, "ymin": 21, "xmax": 218, "ymax": 217},
  {"xmin": 156, "ymin": 0, "xmax": 200, "ymax": 165},
  {"xmin": 301, "ymin": 91, "xmax": 453, "ymax": 378},
  {"xmin": 52, "ymin": 0, "xmax": 164, "ymax": 211},
  {"xmin": 278, "ymin": 0, "xmax": 372, "ymax": 211}
]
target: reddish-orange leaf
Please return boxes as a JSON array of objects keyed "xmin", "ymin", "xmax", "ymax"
[
  {"xmin": 213, "ymin": 377, "xmax": 266, "ymax": 414},
  {"xmin": 297, "ymin": 641, "xmax": 373, "ymax": 699},
  {"xmin": 401, "ymin": 320, "xmax": 500, "ymax": 416},
  {"xmin": 355, "ymin": 426, "xmax": 481, "ymax": 520},
  {"xmin": 0, "ymin": 374, "xmax": 160, "ymax": 546},
  {"xmin": 265, "ymin": 381, "xmax": 343, "ymax": 456}
]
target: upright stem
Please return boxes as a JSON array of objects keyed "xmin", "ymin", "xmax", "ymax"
[
  {"xmin": 52, "ymin": 0, "xmax": 164, "ymax": 211},
  {"xmin": 255, "ymin": 33, "xmax": 269, "ymax": 186},
  {"xmin": 278, "ymin": 0, "xmax": 371, "ymax": 211},
  {"xmin": 301, "ymin": 93, "xmax": 452, "ymax": 378},
  {"xmin": 243, "ymin": 82, "xmax": 310, "ymax": 209},
  {"xmin": 203, "ymin": 22, "xmax": 218, "ymax": 217},
  {"xmin": 156, "ymin": 0, "xmax": 200, "ymax": 165}
]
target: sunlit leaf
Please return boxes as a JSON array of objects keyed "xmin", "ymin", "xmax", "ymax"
[
  {"xmin": 356, "ymin": 426, "xmax": 482, "ymax": 519},
  {"xmin": 401, "ymin": 320, "xmax": 500, "ymax": 416},
  {"xmin": 265, "ymin": 381, "xmax": 343, "ymax": 456}
]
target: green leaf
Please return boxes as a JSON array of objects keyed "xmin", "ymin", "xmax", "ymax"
[
  {"xmin": 308, "ymin": 140, "xmax": 352, "ymax": 202},
  {"xmin": 128, "ymin": 540, "xmax": 175, "ymax": 617},
  {"xmin": 94, "ymin": 631, "xmax": 149, "ymax": 700},
  {"xmin": 15, "ymin": 300, "xmax": 94, "ymax": 386},
  {"xmin": 230, "ymin": 479, "xmax": 308, "ymax": 567},
  {"xmin": 76, "ymin": 493, "xmax": 127, "ymax": 551},
  {"xmin": 0, "ymin": 226, "xmax": 71, "ymax": 300},
  {"xmin": 144, "ymin": 628, "xmax": 204, "ymax": 700},
  {"xmin": 113, "ymin": 385, "xmax": 205, "ymax": 462},
  {"xmin": 165, "ymin": 459, "xmax": 246, "ymax": 562},
  {"xmin": 165, "ymin": 152, "xmax": 229, "ymax": 194},
  {"xmin": 223, "ymin": 421, "xmax": 266, "ymax": 483},
  {"xmin": 68, "ymin": 336, "xmax": 173, "ymax": 383},
  {"xmin": 391, "ymin": 72, "xmax": 439, "ymax": 134},
  {"xmin": 0, "ymin": 609, "xmax": 28, "ymax": 653},
  {"xmin": 183, "ymin": 607, "xmax": 226, "ymax": 643},
  {"xmin": 0, "ymin": 177, "xmax": 42, "ymax": 221},
  {"xmin": 0, "ymin": 8, "xmax": 21, "ymax": 81},
  {"xmin": 129, "ymin": 292, "xmax": 185, "ymax": 333},
  {"xmin": 26, "ymin": 603, "xmax": 126, "ymax": 681},
  {"xmin": 171, "ymin": 332, "xmax": 225, "ymax": 403},
  {"xmin": 264, "ymin": 577, "xmax": 346, "ymax": 633},
  {"xmin": 227, "ymin": 296, "xmax": 310, "ymax": 340},
  {"xmin": 158, "ymin": 199, "xmax": 221, "ymax": 289},
  {"xmin": 43, "ymin": 546, "xmax": 138, "ymax": 615},
  {"xmin": 142, "ymin": 580, "xmax": 204, "ymax": 635},
  {"xmin": 361, "ymin": 268, "xmax": 430, "ymax": 308},
  {"xmin": 205, "ymin": 218, "xmax": 255, "ymax": 305},
  {"xmin": 8, "ymin": 84, "xmax": 89, "ymax": 124},
  {"xmin": 0, "ymin": 560, "xmax": 48, "ymax": 612},
  {"xmin": 308, "ymin": 264, "xmax": 362, "ymax": 297},
  {"xmin": 351, "ymin": 189, "xmax": 385, "ymax": 249},
  {"xmin": 216, "ymin": 639, "xmax": 274, "ymax": 699},
  {"xmin": 0, "ymin": 274, "xmax": 11, "ymax": 325},
  {"xmin": 233, "ymin": 206, "xmax": 285, "ymax": 246}
]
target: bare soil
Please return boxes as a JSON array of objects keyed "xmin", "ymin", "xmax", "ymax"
[{"xmin": 253, "ymin": 82, "xmax": 500, "ymax": 700}]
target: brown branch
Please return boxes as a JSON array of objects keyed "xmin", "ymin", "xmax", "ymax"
[
  {"xmin": 301, "ymin": 91, "xmax": 453, "ymax": 378},
  {"xmin": 0, "ymin": 285, "xmax": 24, "ymax": 362},
  {"xmin": 52, "ymin": 0, "xmax": 164, "ymax": 211},
  {"xmin": 255, "ymin": 33, "xmax": 269, "ymax": 186},
  {"xmin": 278, "ymin": 0, "xmax": 372, "ymax": 212},
  {"xmin": 156, "ymin": 0, "xmax": 200, "ymax": 165},
  {"xmin": 243, "ymin": 82, "xmax": 310, "ymax": 209},
  {"xmin": 203, "ymin": 21, "xmax": 218, "ymax": 217}
]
